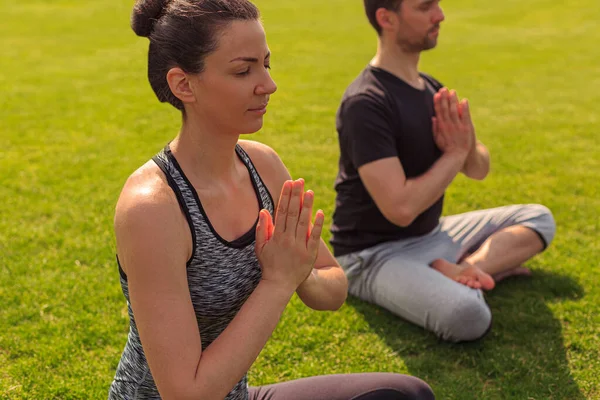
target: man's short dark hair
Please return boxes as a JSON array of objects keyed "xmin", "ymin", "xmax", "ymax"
[{"xmin": 363, "ymin": 0, "xmax": 402, "ymax": 35}]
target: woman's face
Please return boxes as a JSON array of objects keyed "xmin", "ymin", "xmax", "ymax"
[{"xmin": 188, "ymin": 20, "xmax": 277, "ymax": 135}]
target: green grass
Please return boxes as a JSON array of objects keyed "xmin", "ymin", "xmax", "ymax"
[{"xmin": 1, "ymin": 0, "xmax": 598, "ymax": 398}]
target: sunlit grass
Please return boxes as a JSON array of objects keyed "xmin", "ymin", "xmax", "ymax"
[{"xmin": 1, "ymin": 0, "xmax": 598, "ymax": 398}]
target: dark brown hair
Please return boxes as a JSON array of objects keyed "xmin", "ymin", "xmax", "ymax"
[
  {"xmin": 363, "ymin": 0, "xmax": 402, "ymax": 36},
  {"xmin": 131, "ymin": 0, "xmax": 260, "ymax": 111}
]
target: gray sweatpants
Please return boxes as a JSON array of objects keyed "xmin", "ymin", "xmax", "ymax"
[{"xmin": 336, "ymin": 204, "xmax": 556, "ymax": 342}]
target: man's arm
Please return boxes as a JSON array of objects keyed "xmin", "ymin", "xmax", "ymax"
[
  {"xmin": 359, "ymin": 151, "xmax": 466, "ymax": 227},
  {"xmin": 428, "ymin": 76, "xmax": 489, "ymax": 181},
  {"xmin": 461, "ymin": 140, "xmax": 490, "ymax": 180},
  {"xmin": 358, "ymin": 88, "xmax": 473, "ymax": 227}
]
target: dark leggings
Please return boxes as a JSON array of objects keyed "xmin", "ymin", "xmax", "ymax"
[{"xmin": 248, "ymin": 373, "xmax": 434, "ymax": 400}]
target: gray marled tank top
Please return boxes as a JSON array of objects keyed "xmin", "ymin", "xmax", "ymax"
[{"xmin": 109, "ymin": 144, "xmax": 274, "ymax": 400}]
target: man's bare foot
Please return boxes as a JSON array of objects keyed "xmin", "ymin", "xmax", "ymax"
[
  {"xmin": 457, "ymin": 252, "xmax": 532, "ymax": 284},
  {"xmin": 492, "ymin": 266, "xmax": 532, "ymax": 283},
  {"xmin": 431, "ymin": 259, "xmax": 496, "ymax": 291}
]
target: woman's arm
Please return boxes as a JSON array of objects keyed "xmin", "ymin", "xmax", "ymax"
[
  {"xmin": 114, "ymin": 166, "xmax": 317, "ymax": 400},
  {"xmin": 295, "ymin": 240, "xmax": 348, "ymax": 311},
  {"xmin": 239, "ymin": 140, "xmax": 349, "ymax": 311}
]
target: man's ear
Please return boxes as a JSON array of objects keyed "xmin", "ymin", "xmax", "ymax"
[
  {"xmin": 166, "ymin": 67, "xmax": 196, "ymax": 104},
  {"xmin": 375, "ymin": 7, "xmax": 399, "ymax": 33}
]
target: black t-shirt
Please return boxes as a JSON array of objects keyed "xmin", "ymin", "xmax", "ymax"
[{"xmin": 331, "ymin": 65, "xmax": 444, "ymax": 257}]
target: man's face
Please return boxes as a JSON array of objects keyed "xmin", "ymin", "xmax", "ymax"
[{"xmin": 393, "ymin": 0, "xmax": 445, "ymax": 52}]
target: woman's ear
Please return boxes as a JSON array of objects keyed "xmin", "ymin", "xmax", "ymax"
[{"xmin": 166, "ymin": 67, "xmax": 196, "ymax": 105}]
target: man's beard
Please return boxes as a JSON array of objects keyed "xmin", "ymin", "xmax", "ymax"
[{"xmin": 396, "ymin": 27, "xmax": 439, "ymax": 52}]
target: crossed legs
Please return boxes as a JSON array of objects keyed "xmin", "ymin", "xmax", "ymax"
[
  {"xmin": 337, "ymin": 204, "xmax": 556, "ymax": 342},
  {"xmin": 431, "ymin": 204, "xmax": 555, "ymax": 290}
]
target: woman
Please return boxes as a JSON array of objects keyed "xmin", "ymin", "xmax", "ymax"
[{"xmin": 109, "ymin": 1, "xmax": 435, "ymax": 399}]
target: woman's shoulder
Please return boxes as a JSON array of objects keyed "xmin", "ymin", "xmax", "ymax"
[
  {"xmin": 238, "ymin": 139, "xmax": 279, "ymax": 162},
  {"xmin": 238, "ymin": 140, "xmax": 289, "ymax": 178},
  {"xmin": 115, "ymin": 160, "xmax": 181, "ymax": 232},
  {"xmin": 237, "ymin": 140, "xmax": 291, "ymax": 198},
  {"xmin": 114, "ymin": 161, "xmax": 191, "ymax": 278}
]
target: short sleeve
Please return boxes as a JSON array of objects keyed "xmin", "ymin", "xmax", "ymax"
[{"xmin": 339, "ymin": 94, "xmax": 398, "ymax": 169}]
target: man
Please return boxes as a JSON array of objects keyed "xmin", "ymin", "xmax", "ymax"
[{"xmin": 331, "ymin": 0, "xmax": 556, "ymax": 342}]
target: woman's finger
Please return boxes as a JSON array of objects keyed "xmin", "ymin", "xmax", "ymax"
[
  {"xmin": 307, "ymin": 210, "xmax": 324, "ymax": 255},
  {"xmin": 266, "ymin": 209, "xmax": 274, "ymax": 240},
  {"xmin": 296, "ymin": 190, "xmax": 314, "ymax": 241},
  {"xmin": 255, "ymin": 209, "xmax": 270, "ymax": 254},
  {"xmin": 284, "ymin": 179, "xmax": 304, "ymax": 236},
  {"xmin": 273, "ymin": 180, "xmax": 292, "ymax": 236}
]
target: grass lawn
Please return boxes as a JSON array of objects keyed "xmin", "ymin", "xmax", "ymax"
[{"xmin": 1, "ymin": 0, "xmax": 598, "ymax": 398}]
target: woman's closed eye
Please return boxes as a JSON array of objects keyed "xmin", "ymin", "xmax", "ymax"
[
  {"xmin": 235, "ymin": 64, "xmax": 271, "ymax": 77},
  {"xmin": 236, "ymin": 67, "xmax": 251, "ymax": 76}
]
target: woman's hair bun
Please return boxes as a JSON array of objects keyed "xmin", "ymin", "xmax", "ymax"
[{"xmin": 131, "ymin": 0, "xmax": 169, "ymax": 38}]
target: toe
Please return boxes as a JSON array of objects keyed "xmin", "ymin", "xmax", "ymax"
[{"xmin": 479, "ymin": 273, "xmax": 496, "ymax": 291}]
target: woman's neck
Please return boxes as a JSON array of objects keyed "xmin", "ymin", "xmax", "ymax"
[{"xmin": 170, "ymin": 114, "xmax": 242, "ymax": 188}]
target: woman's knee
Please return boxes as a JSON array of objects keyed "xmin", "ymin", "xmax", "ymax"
[
  {"xmin": 435, "ymin": 294, "xmax": 492, "ymax": 342},
  {"xmin": 397, "ymin": 375, "xmax": 435, "ymax": 400},
  {"xmin": 351, "ymin": 374, "xmax": 435, "ymax": 400}
]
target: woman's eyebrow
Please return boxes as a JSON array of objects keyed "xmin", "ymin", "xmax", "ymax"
[{"xmin": 230, "ymin": 51, "xmax": 271, "ymax": 63}]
